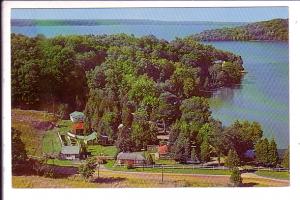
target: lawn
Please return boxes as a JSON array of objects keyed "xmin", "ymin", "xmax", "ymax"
[
  {"xmin": 88, "ymin": 145, "xmax": 118, "ymax": 157},
  {"xmin": 255, "ymin": 170, "xmax": 290, "ymax": 180},
  {"xmin": 46, "ymin": 159, "xmax": 80, "ymax": 167},
  {"xmin": 104, "ymin": 161, "xmax": 231, "ymax": 175},
  {"xmin": 42, "ymin": 130, "xmax": 62, "ymax": 154}
]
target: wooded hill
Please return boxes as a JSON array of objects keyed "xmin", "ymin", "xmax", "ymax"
[
  {"xmin": 191, "ymin": 18, "xmax": 288, "ymax": 41},
  {"xmin": 14, "ymin": 33, "xmax": 277, "ymax": 164}
]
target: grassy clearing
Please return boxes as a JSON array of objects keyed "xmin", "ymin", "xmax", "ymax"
[
  {"xmin": 12, "ymin": 109, "xmax": 56, "ymax": 156},
  {"xmin": 255, "ymin": 170, "xmax": 289, "ymax": 180},
  {"xmin": 12, "ymin": 172, "xmax": 226, "ymax": 188},
  {"xmin": 88, "ymin": 145, "xmax": 118, "ymax": 157},
  {"xmin": 105, "ymin": 161, "xmax": 231, "ymax": 175},
  {"xmin": 46, "ymin": 159, "xmax": 79, "ymax": 167},
  {"xmin": 57, "ymin": 120, "xmax": 73, "ymax": 133},
  {"xmin": 42, "ymin": 130, "xmax": 61, "ymax": 154}
]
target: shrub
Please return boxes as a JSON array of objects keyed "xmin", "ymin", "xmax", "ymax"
[
  {"xmin": 78, "ymin": 157, "xmax": 97, "ymax": 181},
  {"xmin": 230, "ymin": 167, "xmax": 243, "ymax": 187},
  {"xmin": 225, "ymin": 149, "xmax": 240, "ymax": 169}
]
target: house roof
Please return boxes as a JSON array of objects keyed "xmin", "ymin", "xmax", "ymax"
[
  {"xmin": 70, "ymin": 111, "xmax": 84, "ymax": 117},
  {"xmin": 61, "ymin": 145, "xmax": 80, "ymax": 155},
  {"xmin": 117, "ymin": 152, "xmax": 146, "ymax": 161}
]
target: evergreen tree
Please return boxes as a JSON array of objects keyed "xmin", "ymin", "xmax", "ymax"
[
  {"xmin": 268, "ymin": 138, "xmax": 279, "ymax": 167},
  {"xmin": 282, "ymin": 146, "xmax": 289, "ymax": 169},
  {"xmin": 12, "ymin": 128, "xmax": 28, "ymax": 175},
  {"xmin": 230, "ymin": 167, "xmax": 243, "ymax": 187},
  {"xmin": 200, "ymin": 137, "xmax": 210, "ymax": 162},
  {"xmin": 225, "ymin": 149, "xmax": 240, "ymax": 168},
  {"xmin": 78, "ymin": 157, "xmax": 97, "ymax": 181},
  {"xmin": 255, "ymin": 138, "xmax": 269, "ymax": 166}
]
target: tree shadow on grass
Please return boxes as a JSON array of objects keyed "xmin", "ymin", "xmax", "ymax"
[
  {"xmin": 92, "ymin": 177, "xmax": 127, "ymax": 184},
  {"xmin": 241, "ymin": 182, "xmax": 258, "ymax": 187}
]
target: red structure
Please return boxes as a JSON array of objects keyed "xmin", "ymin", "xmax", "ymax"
[{"xmin": 72, "ymin": 122, "xmax": 84, "ymax": 135}]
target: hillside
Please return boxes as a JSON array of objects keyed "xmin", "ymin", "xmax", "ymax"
[
  {"xmin": 191, "ymin": 18, "xmax": 288, "ymax": 41},
  {"xmin": 12, "ymin": 109, "xmax": 57, "ymax": 156}
]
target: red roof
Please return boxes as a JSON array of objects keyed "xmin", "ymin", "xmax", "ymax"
[
  {"xmin": 158, "ymin": 145, "xmax": 168, "ymax": 155},
  {"xmin": 73, "ymin": 122, "xmax": 84, "ymax": 130}
]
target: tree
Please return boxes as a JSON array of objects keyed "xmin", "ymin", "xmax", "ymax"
[
  {"xmin": 146, "ymin": 153, "xmax": 155, "ymax": 165},
  {"xmin": 12, "ymin": 128, "xmax": 28, "ymax": 175},
  {"xmin": 268, "ymin": 138, "xmax": 279, "ymax": 167},
  {"xmin": 200, "ymin": 137, "xmax": 210, "ymax": 162},
  {"xmin": 254, "ymin": 138, "xmax": 269, "ymax": 166},
  {"xmin": 282, "ymin": 146, "xmax": 289, "ymax": 169},
  {"xmin": 55, "ymin": 103, "xmax": 68, "ymax": 120},
  {"xmin": 224, "ymin": 120, "xmax": 263, "ymax": 160},
  {"xmin": 116, "ymin": 126, "xmax": 133, "ymax": 152},
  {"xmin": 78, "ymin": 157, "xmax": 97, "ymax": 181},
  {"xmin": 230, "ymin": 167, "xmax": 243, "ymax": 187},
  {"xmin": 225, "ymin": 149, "xmax": 240, "ymax": 168},
  {"xmin": 180, "ymin": 96, "xmax": 211, "ymax": 124}
]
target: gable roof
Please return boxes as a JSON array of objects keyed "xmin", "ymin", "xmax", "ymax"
[
  {"xmin": 61, "ymin": 145, "xmax": 80, "ymax": 155},
  {"xmin": 70, "ymin": 111, "xmax": 84, "ymax": 117},
  {"xmin": 117, "ymin": 152, "xmax": 146, "ymax": 161}
]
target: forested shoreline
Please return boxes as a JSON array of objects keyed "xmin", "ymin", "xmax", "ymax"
[
  {"xmin": 191, "ymin": 18, "xmax": 288, "ymax": 41},
  {"xmin": 12, "ymin": 31, "xmax": 286, "ymax": 165}
]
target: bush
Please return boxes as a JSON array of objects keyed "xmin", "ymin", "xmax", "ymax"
[
  {"xmin": 78, "ymin": 157, "xmax": 97, "ymax": 181},
  {"xmin": 230, "ymin": 167, "xmax": 243, "ymax": 187}
]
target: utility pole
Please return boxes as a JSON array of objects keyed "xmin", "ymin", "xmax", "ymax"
[
  {"xmin": 52, "ymin": 139, "xmax": 55, "ymax": 165},
  {"xmin": 161, "ymin": 164, "xmax": 164, "ymax": 183}
]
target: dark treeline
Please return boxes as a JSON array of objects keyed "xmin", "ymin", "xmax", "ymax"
[
  {"xmin": 12, "ymin": 33, "xmax": 286, "ymax": 166},
  {"xmin": 191, "ymin": 18, "xmax": 288, "ymax": 41}
]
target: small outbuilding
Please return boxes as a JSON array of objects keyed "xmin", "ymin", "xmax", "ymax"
[
  {"xmin": 60, "ymin": 146, "xmax": 80, "ymax": 160},
  {"xmin": 70, "ymin": 111, "xmax": 85, "ymax": 123},
  {"xmin": 116, "ymin": 152, "xmax": 146, "ymax": 166}
]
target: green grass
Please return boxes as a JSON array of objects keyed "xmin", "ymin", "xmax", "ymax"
[
  {"xmin": 57, "ymin": 120, "xmax": 73, "ymax": 133},
  {"xmin": 255, "ymin": 170, "xmax": 289, "ymax": 180},
  {"xmin": 88, "ymin": 145, "xmax": 118, "ymax": 157},
  {"xmin": 155, "ymin": 159, "xmax": 177, "ymax": 165},
  {"xmin": 104, "ymin": 161, "xmax": 231, "ymax": 175},
  {"xmin": 42, "ymin": 130, "xmax": 62, "ymax": 154},
  {"xmin": 46, "ymin": 159, "xmax": 80, "ymax": 167}
]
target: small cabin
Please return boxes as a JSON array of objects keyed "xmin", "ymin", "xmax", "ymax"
[
  {"xmin": 60, "ymin": 145, "xmax": 80, "ymax": 160},
  {"xmin": 116, "ymin": 152, "xmax": 146, "ymax": 166}
]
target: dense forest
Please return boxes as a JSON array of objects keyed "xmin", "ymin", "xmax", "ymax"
[
  {"xmin": 12, "ymin": 33, "xmax": 282, "ymax": 165},
  {"xmin": 191, "ymin": 18, "xmax": 288, "ymax": 41}
]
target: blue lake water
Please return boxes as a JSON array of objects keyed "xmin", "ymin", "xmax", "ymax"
[
  {"xmin": 11, "ymin": 24, "xmax": 289, "ymax": 148},
  {"xmin": 11, "ymin": 24, "xmax": 239, "ymax": 41},
  {"xmin": 204, "ymin": 41, "xmax": 289, "ymax": 149}
]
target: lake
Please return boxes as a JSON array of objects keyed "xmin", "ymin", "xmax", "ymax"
[
  {"xmin": 11, "ymin": 23, "xmax": 241, "ymax": 41},
  {"xmin": 205, "ymin": 41, "xmax": 289, "ymax": 149},
  {"xmin": 11, "ymin": 24, "xmax": 289, "ymax": 148}
]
